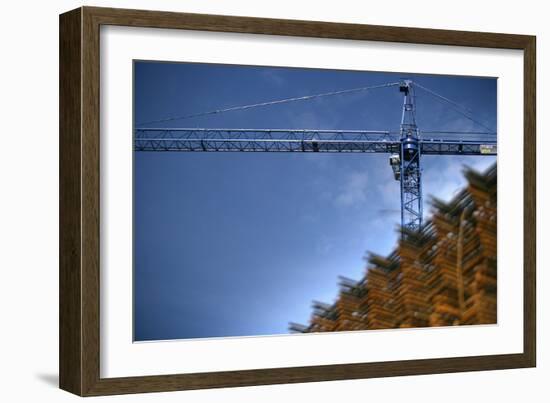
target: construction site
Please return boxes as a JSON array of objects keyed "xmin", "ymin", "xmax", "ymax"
[
  {"xmin": 134, "ymin": 67, "xmax": 498, "ymax": 340},
  {"xmin": 290, "ymin": 163, "xmax": 497, "ymax": 333}
]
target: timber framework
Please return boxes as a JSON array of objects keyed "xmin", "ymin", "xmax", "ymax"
[{"xmin": 290, "ymin": 164, "xmax": 497, "ymax": 333}]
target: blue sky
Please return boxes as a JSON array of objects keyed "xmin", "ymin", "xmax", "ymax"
[{"xmin": 133, "ymin": 61, "xmax": 496, "ymax": 341}]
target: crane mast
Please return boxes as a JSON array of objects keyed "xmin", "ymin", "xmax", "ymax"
[
  {"xmin": 397, "ymin": 80, "xmax": 423, "ymax": 231},
  {"xmin": 134, "ymin": 80, "xmax": 496, "ymax": 232}
]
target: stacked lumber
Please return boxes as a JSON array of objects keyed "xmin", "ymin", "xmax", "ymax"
[
  {"xmin": 364, "ymin": 255, "xmax": 399, "ymax": 329},
  {"xmin": 291, "ymin": 164, "xmax": 497, "ymax": 333}
]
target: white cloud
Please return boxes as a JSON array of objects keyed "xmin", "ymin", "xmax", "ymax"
[
  {"xmin": 378, "ymin": 176, "xmax": 400, "ymax": 204},
  {"xmin": 425, "ymin": 158, "xmax": 464, "ymax": 201},
  {"xmin": 334, "ymin": 170, "xmax": 369, "ymax": 207},
  {"xmin": 423, "ymin": 156, "xmax": 496, "ymax": 214}
]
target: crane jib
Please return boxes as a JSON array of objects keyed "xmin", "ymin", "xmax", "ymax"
[{"xmin": 134, "ymin": 136, "xmax": 496, "ymax": 156}]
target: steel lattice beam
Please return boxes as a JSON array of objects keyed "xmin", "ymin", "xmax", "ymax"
[{"xmin": 134, "ymin": 128, "xmax": 496, "ymax": 155}]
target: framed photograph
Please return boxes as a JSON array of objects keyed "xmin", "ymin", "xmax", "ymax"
[{"xmin": 59, "ymin": 6, "xmax": 536, "ymax": 396}]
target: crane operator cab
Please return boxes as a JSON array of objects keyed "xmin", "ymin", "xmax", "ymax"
[{"xmin": 389, "ymin": 153, "xmax": 401, "ymax": 181}]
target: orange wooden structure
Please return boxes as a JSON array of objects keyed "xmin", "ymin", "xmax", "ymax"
[{"xmin": 290, "ymin": 164, "xmax": 497, "ymax": 333}]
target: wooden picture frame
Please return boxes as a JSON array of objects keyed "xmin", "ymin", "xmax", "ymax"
[{"xmin": 59, "ymin": 6, "xmax": 536, "ymax": 396}]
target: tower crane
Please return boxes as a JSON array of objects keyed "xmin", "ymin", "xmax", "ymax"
[{"xmin": 134, "ymin": 80, "xmax": 496, "ymax": 232}]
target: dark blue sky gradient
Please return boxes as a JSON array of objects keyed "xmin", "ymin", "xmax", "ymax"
[{"xmin": 134, "ymin": 61, "xmax": 496, "ymax": 341}]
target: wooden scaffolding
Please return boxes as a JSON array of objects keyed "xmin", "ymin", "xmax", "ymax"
[{"xmin": 290, "ymin": 164, "xmax": 497, "ymax": 333}]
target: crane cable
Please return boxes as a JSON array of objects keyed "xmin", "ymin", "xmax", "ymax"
[
  {"xmin": 413, "ymin": 82, "xmax": 496, "ymax": 134},
  {"xmin": 137, "ymin": 82, "xmax": 401, "ymax": 126}
]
